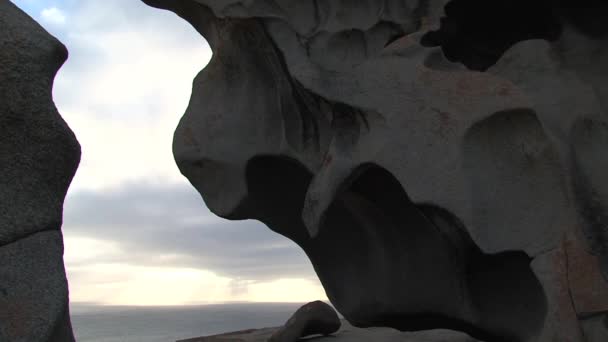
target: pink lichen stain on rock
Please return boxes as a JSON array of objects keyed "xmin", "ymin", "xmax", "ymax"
[{"xmin": 565, "ymin": 230, "xmax": 608, "ymax": 315}]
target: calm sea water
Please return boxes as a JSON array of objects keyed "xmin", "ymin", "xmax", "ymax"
[{"xmin": 70, "ymin": 303, "xmax": 305, "ymax": 342}]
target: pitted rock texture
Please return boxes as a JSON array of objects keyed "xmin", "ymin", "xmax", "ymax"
[
  {"xmin": 268, "ymin": 301, "xmax": 341, "ymax": 341},
  {"xmin": 142, "ymin": 0, "xmax": 608, "ymax": 341},
  {"xmin": 0, "ymin": 0, "xmax": 80, "ymax": 341}
]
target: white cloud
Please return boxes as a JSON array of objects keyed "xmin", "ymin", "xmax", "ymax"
[
  {"xmin": 45, "ymin": 0, "xmax": 212, "ymax": 191},
  {"xmin": 67, "ymin": 261, "xmax": 327, "ymax": 306},
  {"xmin": 62, "ymin": 183, "xmax": 320, "ymax": 281},
  {"xmin": 67, "ymin": 263, "xmax": 235, "ymax": 306},
  {"xmin": 247, "ymin": 279, "xmax": 328, "ymax": 303},
  {"xmin": 40, "ymin": 7, "xmax": 66, "ymax": 25},
  {"xmin": 21, "ymin": 0, "xmax": 327, "ymax": 306},
  {"xmin": 64, "ymin": 236, "xmax": 123, "ymax": 266}
]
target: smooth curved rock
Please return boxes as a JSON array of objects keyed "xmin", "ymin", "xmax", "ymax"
[
  {"xmin": 142, "ymin": 1, "xmax": 608, "ymax": 341},
  {"xmin": 178, "ymin": 320, "xmax": 480, "ymax": 342},
  {"xmin": 0, "ymin": 1, "xmax": 80, "ymax": 341},
  {"xmin": 269, "ymin": 301, "xmax": 341, "ymax": 341}
]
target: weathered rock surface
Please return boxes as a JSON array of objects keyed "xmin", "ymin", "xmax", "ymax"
[
  {"xmin": 0, "ymin": 0, "xmax": 80, "ymax": 341},
  {"xmin": 142, "ymin": 0, "xmax": 608, "ymax": 341},
  {"xmin": 178, "ymin": 319, "xmax": 480, "ymax": 342},
  {"xmin": 268, "ymin": 301, "xmax": 341, "ymax": 341}
]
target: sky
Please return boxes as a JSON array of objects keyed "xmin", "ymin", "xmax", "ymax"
[{"xmin": 10, "ymin": 0, "xmax": 326, "ymax": 306}]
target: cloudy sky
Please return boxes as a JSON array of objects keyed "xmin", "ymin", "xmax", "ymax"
[{"xmin": 11, "ymin": 0, "xmax": 326, "ymax": 306}]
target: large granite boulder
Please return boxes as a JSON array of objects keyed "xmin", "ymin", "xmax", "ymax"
[
  {"xmin": 0, "ymin": 1, "xmax": 80, "ymax": 341},
  {"xmin": 268, "ymin": 301, "xmax": 341, "ymax": 341},
  {"xmin": 142, "ymin": 0, "xmax": 608, "ymax": 341},
  {"xmin": 178, "ymin": 319, "xmax": 480, "ymax": 342}
]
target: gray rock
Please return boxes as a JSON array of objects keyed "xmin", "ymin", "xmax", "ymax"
[
  {"xmin": 177, "ymin": 320, "xmax": 480, "ymax": 342},
  {"xmin": 269, "ymin": 301, "xmax": 341, "ymax": 341},
  {"xmin": 143, "ymin": 0, "xmax": 608, "ymax": 341},
  {"xmin": 0, "ymin": 0, "xmax": 80, "ymax": 341}
]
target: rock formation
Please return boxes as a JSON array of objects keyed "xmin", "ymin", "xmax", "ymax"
[
  {"xmin": 179, "ymin": 319, "xmax": 480, "ymax": 342},
  {"xmin": 142, "ymin": 0, "xmax": 608, "ymax": 341},
  {"xmin": 268, "ymin": 301, "xmax": 341, "ymax": 341},
  {"xmin": 0, "ymin": 1, "xmax": 80, "ymax": 341}
]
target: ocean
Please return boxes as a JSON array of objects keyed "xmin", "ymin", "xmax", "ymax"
[{"xmin": 70, "ymin": 303, "xmax": 305, "ymax": 342}]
